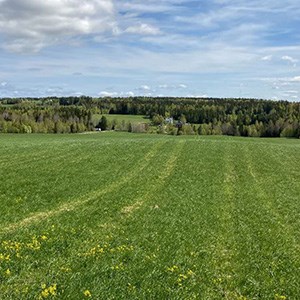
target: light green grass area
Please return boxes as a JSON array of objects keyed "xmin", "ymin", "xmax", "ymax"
[
  {"xmin": 92, "ymin": 114, "xmax": 150, "ymax": 125},
  {"xmin": 0, "ymin": 133, "xmax": 300, "ymax": 299}
]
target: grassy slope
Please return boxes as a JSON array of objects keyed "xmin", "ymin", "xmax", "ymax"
[{"xmin": 0, "ymin": 133, "xmax": 299, "ymax": 299}]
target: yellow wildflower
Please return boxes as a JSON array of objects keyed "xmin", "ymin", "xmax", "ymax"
[
  {"xmin": 0, "ymin": 253, "xmax": 10, "ymax": 261},
  {"xmin": 179, "ymin": 274, "xmax": 188, "ymax": 280},
  {"xmin": 48, "ymin": 284, "xmax": 57, "ymax": 296},
  {"xmin": 275, "ymin": 294, "xmax": 287, "ymax": 300},
  {"xmin": 187, "ymin": 269, "xmax": 195, "ymax": 276},
  {"xmin": 167, "ymin": 265, "xmax": 179, "ymax": 273},
  {"xmin": 84, "ymin": 290, "xmax": 92, "ymax": 297},
  {"xmin": 40, "ymin": 284, "xmax": 57, "ymax": 298},
  {"xmin": 41, "ymin": 235, "xmax": 48, "ymax": 241},
  {"xmin": 41, "ymin": 289, "xmax": 49, "ymax": 298},
  {"xmin": 5, "ymin": 268, "xmax": 11, "ymax": 276}
]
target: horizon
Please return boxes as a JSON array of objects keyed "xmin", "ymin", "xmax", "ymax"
[
  {"xmin": 1, "ymin": 95, "xmax": 299, "ymax": 104},
  {"xmin": 1, "ymin": 0, "xmax": 300, "ymax": 101}
]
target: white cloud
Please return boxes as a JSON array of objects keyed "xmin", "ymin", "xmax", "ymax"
[
  {"xmin": 126, "ymin": 91, "xmax": 134, "ymax": 97},
  {"xmin": 285, "ymin": 90, "xmax": 298, "ymax": 93},
  {"xmin": 187, "ymin": 94, "xmax": 208, "ymax": 98},
  {"xmin": 158, "ymin": 84, "xmax": 169, "ymax": 89},
  {"xmin": 0, "ymin": 0, "xmax": 116, "ymax": 52},
  {"xmin": 290, "ymin": 76, "xmax": 300, "ymax": 82},
  {"xmin": 178, "ymin": 84, "xmax": 187, "ymax": 89},
  {"xmin": 125, "ymin": 23, "xmax": 161, "ymax": 35},
  {"xmin": 281, "ymin": 55, "xmax": 298, "ymax": 66},
  {"xmin": 0, "ymin": 81, "xmax": 7, "ymax": 87},
  {"xmin": 139, "ymin": 85, "xmax": 151, "ymax": 91},
  {"xmin": 261, "ymin": 55, "xmax": 273, "ymax": 61},
  {"xmin": 73, "ymin": 92, "xmax": 84, "ymax": 96},
  {"xmin": 116, "ymin": 1, "xmax": 181, "ymax": 14},
  {"xmin": 99, "ymin": 91, "xmax": 118, "ymax": 97},
  {"xmin": 260, "ymin": 75, "xmax": 300, "ymax": 97},
  {"xmin": 118, "ymin": 91, "xmax": 135, "ymax": 97},
  {"xmin": 158, "ymin": 83, "xmax": 187, "ymax": 89}
]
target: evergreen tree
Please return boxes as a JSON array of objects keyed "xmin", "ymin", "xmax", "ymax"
[{"xmin": 97, "ymin": 116, "xmax": 108, "ymax": 131}]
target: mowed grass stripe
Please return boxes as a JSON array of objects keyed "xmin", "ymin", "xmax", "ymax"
[
  {"xmin": 0, "ymin": 138, "xmax": 185, "ymax": 298},
  {"xmin": 1, "ymin": 134, "xmax": 158, "ymax": 223},
  {"xmin": 0, "ymin": 134, "xmax": 166, "ymax": 227},
  {"xmin": 0, "ymin": 138, "xmax": 167, "ymax": 234},
  {"xmin": 246, "ymin": 142, "xmax": 300, "ymax": 239},
  {"xmin": 222, "ymin": 142, "xmax": 300, "ymax": 299},
  {"xmin": 88, "ymin": 138, "xmax": 232, "ymax": 299},
  {"xmin": 121, "ymin": 139, "xmax": 185, "ymax": 216},
  {"xmin": 48, "ymin": 138, "xmax": 184, "ymax": 239},
  {"xmin": 201, "ymin": 145, "xmax": 242, "ymax": 300}
]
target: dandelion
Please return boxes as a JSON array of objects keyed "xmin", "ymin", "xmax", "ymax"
[
  {"xmin": 49, "ymin": 284, "xmax": 57, "ymax": 296},
  {"xmin": 5, "ymin": 268, "xmax": 11, "ymax": 276},
  {"xmin": 84, "ymin": 290, "xmax": 92, "ymax": 297},
  {"xmin": 27, "ymin": 236, "xmax": 41, "ymax": 250},
  {"xmin": 167, "ymin": 265, "xmax": 179, "ymax": 273},
  {"xmin": 41, "ymin": 289, "xmax": 49, "ymax": 298},
  {"xmin": 187, "ymin": 269, "xmax": 195, "ymax": 276},
  {"xmin": 179, "ymin": 274, "xmax": 188, "ymax": 280},
  {"xmin": 40, "ymin": 284, "xmax": 57, "ymax": 298},
  {"xmin": 0, "ymin": 253, "xmax": 10, "ymax": 261},
  {"xmin": 41, "ymin": 235, "xmax": 48, "ymax": 241},
  {"xmin": 111, "ymin": 262, "xmax": 125, "ymax": 270},
  {"xmin": 275, "ymin": 294, "xmax": 287, "ymax": 300}
]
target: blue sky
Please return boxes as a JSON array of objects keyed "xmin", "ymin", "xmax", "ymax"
[{"xmin": 0, "ymin": 0, "xmax": 300, "ymax": 101}]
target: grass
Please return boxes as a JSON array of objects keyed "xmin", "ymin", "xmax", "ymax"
[{"xmin": 0, "ymin": 133, "xmax": 300, "ymax": 299}]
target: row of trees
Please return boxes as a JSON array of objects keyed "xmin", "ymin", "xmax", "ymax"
[
  {"xmin": 0, "ymin": 106, "xmax": 94, "ymax": 133},
  {"xmin": 0, "ymin": 97, "xmax": 300, "ymax": 137}
]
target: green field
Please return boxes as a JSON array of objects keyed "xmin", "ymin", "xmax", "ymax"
[{"xmin": 0, "ymin": 133, "xmax": 300, "ymax": 299}]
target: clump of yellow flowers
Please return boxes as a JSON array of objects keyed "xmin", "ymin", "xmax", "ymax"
[
  {"xmin": 40, "ymin": 283, "xmax": 57, "ymax": 298},
  {"xmin": 83, "ymin": 290, "xmax": 92, "ymax": 297}
]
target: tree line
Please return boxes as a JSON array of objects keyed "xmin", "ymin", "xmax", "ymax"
[{"xmin": 0, "ymin": 96, "xmax": 299, "ymax": 137}]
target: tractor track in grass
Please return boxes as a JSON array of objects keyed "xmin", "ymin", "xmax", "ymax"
[
  {"xmin": 208, "ymin": 147, "xmax": 241, "ymax": 299},
  {"xmin": 244, "ymin": 146, "xmax": 300, "ymax": 254},
  {"xmin": 0, "ymin": 140, "xmax": 167, "ymax": 234},
  {"xmin": 69, "ymin": 139, "xmax": 185, "ymax": 264},
  {"xmin": 231, "ymin": 144, "xmax": 300, "ymax": 297},
  {"xmin": 120, "ymin": 139, "xmax": 185, "ymax": 217}
]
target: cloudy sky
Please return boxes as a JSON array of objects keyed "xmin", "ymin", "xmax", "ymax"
[{"xmin": 0, "ymin": 0, "xmax": 300, "ymax": 101}]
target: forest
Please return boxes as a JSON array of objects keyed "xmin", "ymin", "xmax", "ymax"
[{"xmin": 0, "ymin": 96, "xmax": 300, "ymax": 137}]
